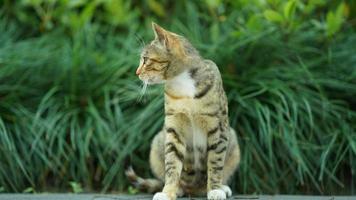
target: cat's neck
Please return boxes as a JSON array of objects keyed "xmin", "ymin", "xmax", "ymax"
[
  {"xmin": 164, "ymin": 56, "xmax": 206, "ymax": 99},
  {"xmin": 165, "ymin": 69, "xmax": 196, "ymax": 99}
]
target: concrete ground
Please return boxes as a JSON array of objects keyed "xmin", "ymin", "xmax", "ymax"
[{"xmin": 0, "ymin": 194, "xmax": 355, "ymax": 200}]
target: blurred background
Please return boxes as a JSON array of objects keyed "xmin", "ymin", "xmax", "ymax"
[{"xmin": 0, "ymin": 0, "xmax": 355, "ymax": 195}]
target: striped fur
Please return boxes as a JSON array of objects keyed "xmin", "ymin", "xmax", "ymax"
[
  {"xmin": 125, "ymin": 165, "xmax": 163, "ymax": 193},
  {"xmin": 130, "ymin": 23, "xmax": 241, "ymax": 200}
]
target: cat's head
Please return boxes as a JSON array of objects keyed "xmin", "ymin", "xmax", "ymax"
[{"xmin": 136, "ymin": 22, "xmax": 198, "ymax": 84}]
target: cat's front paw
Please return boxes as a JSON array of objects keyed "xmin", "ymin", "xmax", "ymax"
[
  {"xmin": 152, "ymin": 192, "xmax": 170, "ymax": 200},
  {"xmin": 220, "ymin": 185, "xmax": 232, "ymax": 197},
  {"xmin": 207, "ymin": 189, "xmax": 226, "ymax": 200},
  {"xmin": 176, "ymin": 187, "xmax": 184, "ymax": 197}
]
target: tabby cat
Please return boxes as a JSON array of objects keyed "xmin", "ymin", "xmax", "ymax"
[{"xmin": 125, "ymin": 23, "xmax": 241, "ymax": 200}]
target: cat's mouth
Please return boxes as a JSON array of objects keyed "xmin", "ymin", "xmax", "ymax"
[{"xmin": 139, "ymin": 76, "xmax": 165, "ymax": 85}]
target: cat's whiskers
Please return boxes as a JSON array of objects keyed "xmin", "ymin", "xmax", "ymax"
[
  {"xmin": 138, "ymin": 80, "xmax": 148, "ymax": 102},
  {"xmin": 135, "ymin": 33, "xmax": 146, "ymax": 48}
]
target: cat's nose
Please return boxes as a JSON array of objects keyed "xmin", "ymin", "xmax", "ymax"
[{"xmin": 136, "ymin": 66, "xmax": 142, "ymax": 75}]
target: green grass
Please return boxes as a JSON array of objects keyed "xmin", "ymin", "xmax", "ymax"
[{"xmin": 0, "ymin": 0, "xmax": 356, "ymax": 195}]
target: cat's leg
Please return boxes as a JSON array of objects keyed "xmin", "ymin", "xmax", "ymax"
[
  {"xmin": 220, "ymin": 128, "xmax": 241, "ymax": 197},
  {"xmin": 150, "ymin": 132, "xmax": 189, "ymax": 197},
  {"xmin": 153, "ymin": 114, "xmax": 187, "ymax": 200},
  {"xmin": 150, "ymin": 131, "xmax": 165, "ymax": 182},
  {"xmin": 206, "ymin": 122, "xmax": 229, "ymax": 200},
  {"xmin": 176, "ymin": 186, "xmax": 185, "ymax": 197}
]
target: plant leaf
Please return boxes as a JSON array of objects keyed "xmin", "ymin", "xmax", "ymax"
[
  {"xmin": 326, "ymin": 3, "xmax": 346, "ymax": 37},
  {"xmin": 148, "ymin": 0, "xmax": 165, "ymax": 17},
  {"xmin": 264, "ymin": 10, "xmax": 284, "ymax": 23},
  {"xmin": 284, "ymin": 0, "xmax": 297, "ymax": 20}
]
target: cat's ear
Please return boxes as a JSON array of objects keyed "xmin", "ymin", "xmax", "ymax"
[
  {"xmin": 152, "ymin": 22, "xmax": 168, "ymax": 46},
  {"xmin": 152, "ymin": 22, "xmax": 185, "ymax": 56}
]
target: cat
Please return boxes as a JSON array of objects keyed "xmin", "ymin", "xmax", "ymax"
[{"xmin": 125, "ymin": 22, "xmax": 241, "ymax": 200}]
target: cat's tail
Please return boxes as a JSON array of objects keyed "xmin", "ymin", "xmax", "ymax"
[{"xmin": 124, "ymin": 157, "xmax": 163, "ymax": 193}]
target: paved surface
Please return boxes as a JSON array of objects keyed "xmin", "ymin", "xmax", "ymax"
[{"xmin": 0, "ymin": 194, "xmax": 355, "ymax": 200}]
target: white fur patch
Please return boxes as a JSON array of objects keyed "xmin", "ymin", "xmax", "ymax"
[
  {"xmin": 220, "ymin": 185, "xmax": 232, "ymax": 197},
  {"xmin": 192, "ymin": 125, "xmax": 207, "ymax": 168},
  {"xmin": 177, "ymin": 187, "xmax": 184, "ymax": 197},
  {"xmin": 207, "ymin": 189, "xmax": 226, "ymax": 200},
  {"xmin": 167, "ymin": 70, "xmax": 196, "ymax": 97},
  {"xmin": 152, "ymin": 192, "xmax": 169, "ymax": 200}
]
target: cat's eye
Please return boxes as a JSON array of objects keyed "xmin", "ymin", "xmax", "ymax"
[
  {"xmin": 142, "ymin": 56, "xmax": 149, "ymax": 64},
  {"xmin": 141, "ymin": 56, "xmax": 169, "ymax": 71},
  {"xmin": 150, "ymin": 58, "xmax": 169, "ymax": 64}
]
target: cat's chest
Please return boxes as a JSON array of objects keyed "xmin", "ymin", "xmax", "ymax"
[
  {"xmin": 166, "ymin": 70, "xmax": 196, "ymax": 98},
  {"xmin": 165, "ymin": 70, "xmax": 199, "ymax": 113}
]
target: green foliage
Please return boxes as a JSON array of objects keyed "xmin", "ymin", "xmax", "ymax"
[
  {"xmin": 264, "ymin": 9, "xmax": 284, "ymax": 23},
  {"xmin": 2, "ymin": 0, "xmax": 136, "ymax": 33},
  {"xmin": 326, "ymin": 2, "xmax": 347, "ymax": 37},
  {"xmin": 0, "ymin": 0, "xmax": 355, "ymax": 195},
  {"xmin": 69, "ymin": 182, "xmax": 83, "ymax": 193},
  {"xmin": 22, "ymin": 187, "xmax": 35, "ymax": 193},
  {"xmin": 127, "ymin": 186, "xmax": 139, "ymax": 195}
]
